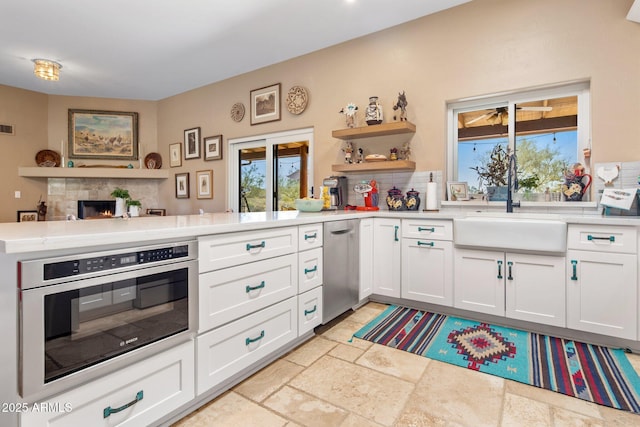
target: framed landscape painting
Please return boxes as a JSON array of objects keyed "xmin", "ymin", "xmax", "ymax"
[
  {"xmin": 250, "ymin": 83, "xmax": 281, "ymax": 125},
  {"xmin": 204, "ymin": 135, "xmax": 223, "ymax": 160},
  {"xmin": 68, "ymin": 109, "xmax": 138, "ymax": 160}
]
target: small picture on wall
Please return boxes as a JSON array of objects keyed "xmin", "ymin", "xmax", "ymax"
[
  {"xmin": 250, "ymin": 83, "xmax": 281, "ymax": 125},
  {"xmin": 184, "ymin": 127, "xmax": 201, "ymax": 159},
  {"xmin": 447, "ymin": 181, "xmax": 469, "ymax": 201},
  {"xmin": 204, "ymin": 135, "xmax": 223, "ymax": 161},
  {"xmin": 17, "ymin": 210, "xmax": 38, "ymax": 222},
  {"xmin": 196, "ymin": 170, "xmax": 213, "ymax": 199},
  {"xmin": 169, "ymin": 143, "xmax": 182, "ymax": 167},
  {"xmin": 175, "ymin": 173, "xmax": 190, "ymax": 199}
]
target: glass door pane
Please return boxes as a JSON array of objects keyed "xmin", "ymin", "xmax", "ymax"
[
  {"xmin": 239, "ymin": 146, "xmax": 267, "ymax": 212},
  {"xmin": 275, "ymin": 141, "xmax": 308, "ymax": 210}
]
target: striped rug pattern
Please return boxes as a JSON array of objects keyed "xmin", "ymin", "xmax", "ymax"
[{"xmin": 354, "ymin": 305, "xmax": 640, "ymax": 414}]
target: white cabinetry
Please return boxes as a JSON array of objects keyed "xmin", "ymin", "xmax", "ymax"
[
  {"xmin": 21, "ymin": 341, "xmax": 194, "ymax": 427},
  {"xmin": 372, "ymin": 218, "xmax": 401, "ymax": 298},
  {"xmin": 401, "ymin": 219, "xmax": 453, "ymax": 306},
  {"xmin": 359, "ymin": 218, "xmax": 374, "ymax": 300},
  {"xmin": 454, "ymin": 249, "xmax": 565, "ymax": 326},
  {"xmin": 566, "ymin": 225, "xmax": 638, "ymax": 340},
  {"xmin": 297, "ymin": 223, "xmax": 324, "ymax": 334}
]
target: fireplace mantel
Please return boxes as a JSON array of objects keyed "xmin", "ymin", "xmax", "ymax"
[{"xmin": 18, "ymin": 167, "xmax": 169, "ymax": 179}]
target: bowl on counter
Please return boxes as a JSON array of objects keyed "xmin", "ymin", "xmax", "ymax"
[{"xmin": 295, "ymin": 198, "xmax": 324, "ymax": 212}]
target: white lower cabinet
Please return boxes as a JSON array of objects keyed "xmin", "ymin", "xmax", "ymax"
[
  {"xmin": 21, "ymin": 341, "xmax": 194, "ymax": 427},
  {"xmin": 372, "ymin": 218, "xmax": 401, "ymax": 298},
  {"xmin": 196, "ymin": 297, "xmax": 298, "ymax": 395},
  {"xmin": 401, "ymin": 239, "xmax": 453, "ymax": 306},
  {"xmin": 359, "ymin": 218, "xmax": 374, "ymax": 300},
  {"xmin": 454, "ymin": 249, "xmax": 565, "ymax": 325},
  {"xmin": 298, "ymin": 286, "xmax": 323, "ymax": 335},
  {"xmin": 298, "ymin": 247, "xmax": 323, "ymax": 294},
  {"xmin": 566, "ymin": 250, "xmax": 637, "ymax": 339}
]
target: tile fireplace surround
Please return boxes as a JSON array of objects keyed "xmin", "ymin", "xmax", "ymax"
[{"xmin": 45, "ymin": 178, "xmax": 160, "ymax": 220}]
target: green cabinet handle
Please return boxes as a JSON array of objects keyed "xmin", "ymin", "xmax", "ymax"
[
  {"xmin": 394, "ymin": 225, "xmax": 399, "ymax": 241},
  {"xmin": 587, "ymin": 235, "xmax": 615, "ymax": 242},
  {"xmin": 571, "ymin": 260, "xmax": 578, "ymax": 281},
  {"xmin": 497, "ymin": 260, "xmax": 503, "ymax": 279},
  {"xmin": 418, "ymin": 226, "xmax": 435, "ymax": 232},
  {"xmin": 417, "ymin": 241, "xmax": 434, "ymax": 247},
  {"xmin": 507, "ymin": 261, "xmax": 513, "ymax": 280},
  {"xmin": 246, "ymin": 241, "xmax": 266, "ymax": 251},
  {"xmin": 246, "ymin": 330, "xmax": 265, "ymax": 346},
  {"xmin": 304, "ymin": 265, "xmax": 318, "ymax": 275},
  {"xmin": 304, "ymin": 233, "xmax": 317, "ymax": 240},
  {"xmin": 103, "ymin": 390, "xmax": 143, "ymax": 418},
  {"xmin": 304, "ymin": 305, "xmax": 317, "ymax": 316},
  {"xmin": 246, "ymin": 281, "xmax": 266, "ymax": 293}
]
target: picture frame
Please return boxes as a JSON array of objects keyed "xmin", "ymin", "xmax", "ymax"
[
  {"xmin": 447, "ymin": 181, "xmax": 470, "ymax": 201},
  {"xmin": 196, "ymin": 170, "xmax": 213, "ymax": 199},
  {"xmin": 169, "ymin": 143, "xmax": 182, "ymax": 167},
  {"xmin": 184, "ymin": 127, "xmax": 201, "ymax": 159},
  {"xmin": 146, "ymin": 208, "xmax": 166, "ymax": 216},
  {"xmin": 175, "ymin": 173, "xmax": 190, "ymax": 199},
  {"xmin": 17, "ymin": 210, "xmax": 38, "ymax": 222},
  {"xmin": 204, "ymin": 135, "xmax": 223, "ymax": 161},
  {"xmin": 68, "ymin": 109, "xmax": 138, "ymax": 160},
  {"xmin": 250, "ymin": 83, "xmax": 281, "ymax": 125}
]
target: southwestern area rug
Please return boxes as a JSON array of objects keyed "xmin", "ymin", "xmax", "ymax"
[{"xmin": 353, "ymin": 305, "xmax": 640, "ymax": 414}]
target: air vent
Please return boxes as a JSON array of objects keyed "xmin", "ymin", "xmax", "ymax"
[{"xmin": 0, "ymin": 124, "xmax": 14, "ymax": 135}]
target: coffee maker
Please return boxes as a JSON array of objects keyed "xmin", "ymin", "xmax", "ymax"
[{"xmin": 322, "ymin": 176, "xmax": 348, "ymax": 209}]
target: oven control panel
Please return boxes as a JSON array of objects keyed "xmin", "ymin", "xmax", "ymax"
[{"xmin": 42, "ymin": 245, "xmax": 190, "ymax": 280}]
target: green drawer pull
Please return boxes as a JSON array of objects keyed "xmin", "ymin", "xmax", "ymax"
[
  {"xmin": 246, "ymin": 241, "xmax": 266, "ymax": 251},
  {"xmin": 417, "ymin": 241, "xmax": 434, "ymax": 247},
  {"xmin": 246, "ymin": 281, "xmax": 266, "ymax": 293},
  {"xmin": 507, "ymin": 261, "xmax": 513, "ymax": 280},
  {"xmin": 418, "ymin": 227, "xmax": 435, "ymax": 232},
  {"xmin": 497, "ymin": 260, "xmax": 503, "ymax": 279},
  {"xmin": 304, "ymin": 232, "xmax": 317, "ymax": 240},
  {"xmin": 587, "ymin": 235, "xmax": 615, "ymax": 242},
  {"xmin": 571, "ymin": 260, "xmax": 578, "ymax": 281},
  {"xmin": 394, "ymin": 225, "xmax": 399, "ymax": 242},
  {"xmin": 246, "ymin": 330, "xmax": 265, "ymax": 346},
  {"xmin": 103, "ymin": 390, "xmax": 143, "ymax": 418},
  {"xmin": 304, "ymin": 265, "xmax": 318, "ymax": 275},
  {"xmin": 304, "ymin": 305, "xmax": 317, "ymax": 316}
]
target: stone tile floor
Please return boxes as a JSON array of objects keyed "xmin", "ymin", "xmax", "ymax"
[{"xmin": 174, "ymin": 302, "xmax": 640, "ymax": 426}]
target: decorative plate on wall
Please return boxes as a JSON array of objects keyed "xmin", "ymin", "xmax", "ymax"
[
  {"xmin": 231, "ymin": 102, "xmax": 245, "ymax": 122},
  {"xmin": 144, "ymin": 152, "xmax": 162, "ymax": 169},
  {"xmin": 286, "ymin": 86, "xmax": 309, "ymax": 115}
]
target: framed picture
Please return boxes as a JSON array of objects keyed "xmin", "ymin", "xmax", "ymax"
[
  {"xmin": 68, "ymin": 109, "xmax": 138, "ymax": 160},
  {"xmin": 250, "ymin": 83, "xmax": 281, "ymax": 125},
  {"xmin": 448, "ymin": 181, "xmax": 469, "ymax": 201},
  {"xmin": 146, "ymin": 208, "xmax": 166, "ymax": 216},
  {"xmin": 17, "ymin": 210, "xmax": 38, "ymax": 222},
  {"xmin": 175, "ymin": 173, "xmax": 190, "ymax": 199},
  {"xmin": 204, "ymin": 135, "xmax": 223, "ymax": 161},
  {"xmin": 169, "ymin": 143, "xmax": 182, "ymax": 167},
  {"xmin": 196, "ymin": 170, "xmax": 213, "ymax": 199},
  {"xmin": 184, "ymin": 127, "xmax": 201, "ymax": 159}
]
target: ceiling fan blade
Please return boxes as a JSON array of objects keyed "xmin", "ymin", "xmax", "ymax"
[
  {"xmin": 465, "ymin": 111, "xmax": 494, "ymax": 125},
  {"xmin": 517, "ymin": 106, "xmax": 553, "ymax": 112}
]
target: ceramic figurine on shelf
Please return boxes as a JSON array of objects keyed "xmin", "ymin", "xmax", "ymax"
[
  {"xmin": 356, "ymin": 147, "xmax": 364, "ymax": 163},
  {"xmin": 400, "ymin": 141, "xmax": 411, "ymax": 161},
  {"xmin": 365, "ymin": 96, "xmax": 383, "ymax": 125},
  {"xmin": 390, "ymin": 147, "xmax": 398, "ymax": 161},
  {"xmin": 343, "ymin": 141, "xmax": 354, "ymax": 164},
  {"xmin": 339, "ymin": 103, "xmax": 358, "ymax": 128},
  {"xmin": 393, "ymin": 91, "xmax": 408, "ymax": 121}
]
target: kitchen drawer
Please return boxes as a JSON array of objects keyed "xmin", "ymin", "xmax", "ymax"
[
  {"xmin": 298, "ymin": 247, "xmax": 323, "ymax": 293},
  {"xmin": 402, "ymin": 219, "xmax": 453, "ymax": 240},
  {"xmin": 199, "ymin": 254, "xmax": 297, "ymax": 332},
  {"xmin": 567, "ymin": 224, "xmax": 637, "ymax": 254},
  {"xmin": 196, "ymin": 297, "xmax": 297, "ymax": 395},
  {"xmin": 299, "ymin": 223, "xmax": 323, "ymax": 250},
  {"xmin": 298, "ymin": 286, "xmax": 323, "ymax": 336},
  {"xmin": 21, "ymin": 341, "xmax": 194, "ymax": 427},
  {"xmin": 199, "ymin": 227, "xmax": 298, "ymax": 273}
]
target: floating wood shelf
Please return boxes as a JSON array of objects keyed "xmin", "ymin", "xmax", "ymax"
[
  {"xmin": 18, "ymin": 167, "xmax": 170, "ymax": 179},
  {"xmin": 331, "ymin": 160, "xmax": 416, "ymax": 173},
  {"xmin": 331, "ymin": 121, "xmax": 416, "ymax": 140}
]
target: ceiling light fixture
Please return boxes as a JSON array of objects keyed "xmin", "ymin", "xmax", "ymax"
[{"xmin": 32, "ymin": 59, "xmax": 62, "ymax": 81}]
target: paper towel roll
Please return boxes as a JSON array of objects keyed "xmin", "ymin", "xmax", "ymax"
[{"xmin": 426, "ymin": 182, "xmax": 438, "ymax": 211}]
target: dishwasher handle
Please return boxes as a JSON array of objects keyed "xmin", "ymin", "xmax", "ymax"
[{"xmin": 330, "ymin": 229, "xmax": 351, "ymax": 235}]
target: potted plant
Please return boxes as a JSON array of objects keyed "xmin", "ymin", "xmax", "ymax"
[
  {"xmin": 110, "ymin": 187, "xmax": 130, "ymax": 217},
  {"xmin": 470, "ymin": 144, "xmax": 509, "ymax": 201},
  {"xmin": 518, "ymin": 174, "xmax": 541, "ymax": 201},
  {"xmin": 126, "ymin": 199, "xmax": 142, "ymax": 217}
]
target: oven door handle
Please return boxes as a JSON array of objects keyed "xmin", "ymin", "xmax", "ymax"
[{"xmin": 103, "ymin": 390, "xmax": 144, "ymax": 418}]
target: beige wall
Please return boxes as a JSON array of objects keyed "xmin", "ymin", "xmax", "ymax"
[{"xmin": 2, "ymin": 0, "xmax": 639, "ymax": 220}]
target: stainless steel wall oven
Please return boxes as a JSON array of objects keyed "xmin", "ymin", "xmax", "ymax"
[{"xmin": 18, "ymin": 240, "xmax": 197, "ymax": 400}]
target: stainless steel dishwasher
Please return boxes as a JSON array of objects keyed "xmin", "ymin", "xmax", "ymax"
[{"xmin": 323, "ymin": 219, "xmax": 360, "ymax": 324}]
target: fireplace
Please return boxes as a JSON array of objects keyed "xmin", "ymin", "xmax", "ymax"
[{"xmin": 77, "ymin": 200, "xmax": 116, "ymax": 219}]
